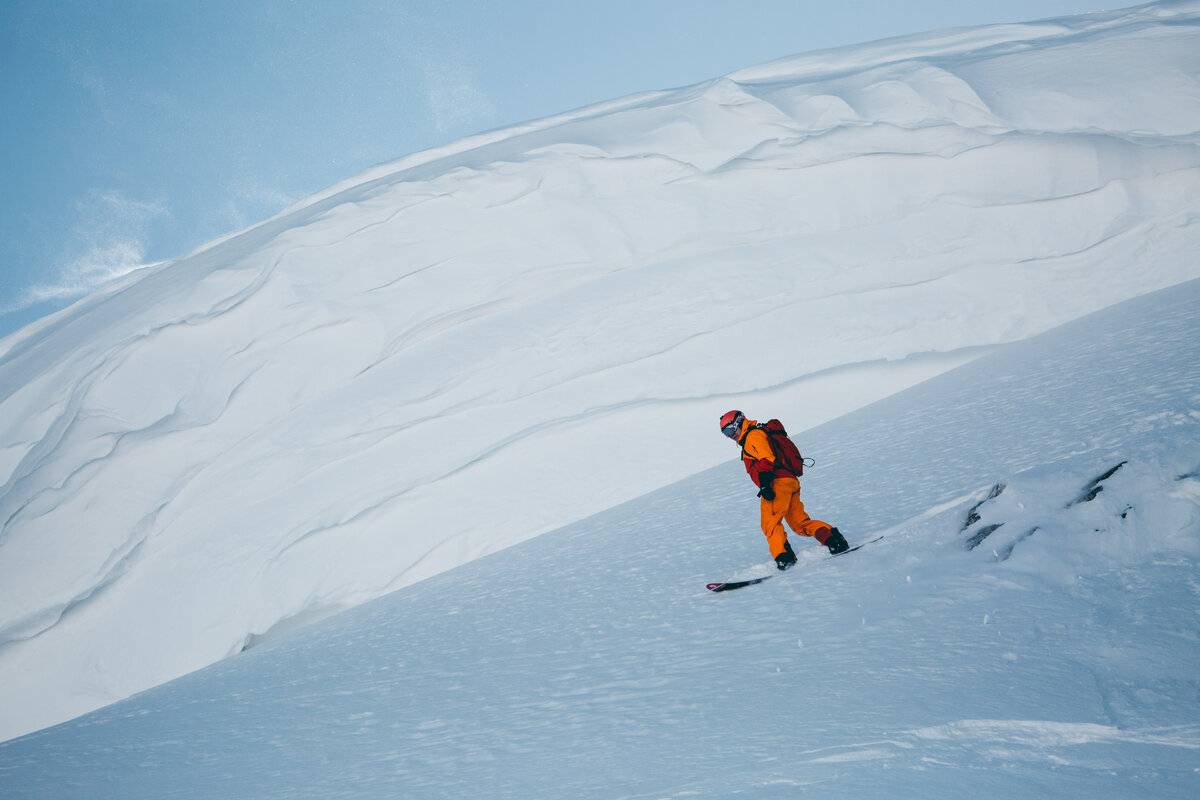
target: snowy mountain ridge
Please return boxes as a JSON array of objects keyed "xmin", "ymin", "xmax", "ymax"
[
  {"xmin": 254, "ymin": 0, "xmax": 1200, "ymax": 218},
  {"xmin": 1, "ymin": 1, "xmax": 1199, "ymax": 743}
]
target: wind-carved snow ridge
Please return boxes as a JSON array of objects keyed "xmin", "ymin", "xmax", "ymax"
[{"xmin": 1, "ymin": 2, "xmax": 1200, "ymax": 742}]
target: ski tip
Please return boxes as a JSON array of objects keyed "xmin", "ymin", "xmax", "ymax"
[{"xmin": 707, "ymin": 575, "xmax": 772, "ymax": 592}]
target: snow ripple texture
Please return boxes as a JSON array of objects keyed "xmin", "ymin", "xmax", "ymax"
[
  {"xmin": 0, "ymin": 1, "xmax": 1199, "ymax": 741},
  {"xmin": 0, "ymin": 230, "xmax": 1197, "ymax": 800}
]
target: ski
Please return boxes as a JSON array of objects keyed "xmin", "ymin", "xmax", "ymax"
[
  {"xmin": 706, "ymin": 536, "xmax": 883, "ymax": 592},
  {"xmin": 706, "ymin": 575, "xmax": 773, "ymax": 592},
  {"xmin": 837, "ymin": 534, "xmax": 883, "ymax": 555}
]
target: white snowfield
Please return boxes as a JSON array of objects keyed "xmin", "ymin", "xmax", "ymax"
[
  {"xmin": 0, "ymin": 1, "xmax": 1199, "ymax": 744},
  {"xmin": 1, "ymin": 243, "xmax": 1197, "ymax": 799}
]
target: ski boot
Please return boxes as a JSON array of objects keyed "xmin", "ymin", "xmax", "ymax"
[
  {"xmin": 775, "ymin": 540, "xmax": 798, "ymax": 570},
  {"xmin": 824, "ymin": 527, "xmax": 849, "ymax": 555}
]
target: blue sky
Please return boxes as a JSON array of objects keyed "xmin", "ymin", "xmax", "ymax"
[{"xmin": 0, "ymin": 0, "xmax": 1113, "ymax": 338}]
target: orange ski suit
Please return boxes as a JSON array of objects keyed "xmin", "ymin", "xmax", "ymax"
[{"xmin": 738, "ymin": 420, "xmax": 832, "ymax": 559}]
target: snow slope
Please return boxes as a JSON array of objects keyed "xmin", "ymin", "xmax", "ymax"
[
  {"xmin": 2, "ymin": 1, "xmax": 1200, "ymax": 741},
  {"xmin": 0, "ymin": 256, "xmax": 1196, "ymax": 799}
]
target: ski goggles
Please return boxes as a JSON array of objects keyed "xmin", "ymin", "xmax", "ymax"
[{"xmin": 721, "ymin": 413, "xmax": 744, "ymax": 439}]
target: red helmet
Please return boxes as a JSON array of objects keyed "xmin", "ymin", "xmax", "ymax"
[{"xmin": 720, "ymin": 410, "xmax": 745, "ymax": 439}]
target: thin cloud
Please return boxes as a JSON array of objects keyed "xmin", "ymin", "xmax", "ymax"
[
  {"xmin": 1, "ymin": 190, "xmax": 168, "ymax": 315},
  {"xmin": 215, "ymin": 179, "xmax": 297, "ymax": 232},
  {"xmin": 415, "ymin": 50, "xmax": 497, "ymax": 135}
]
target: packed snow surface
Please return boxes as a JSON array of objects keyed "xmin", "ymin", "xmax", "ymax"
[
  {"xmin": 1, "ymin": 253, "xmax": 1197, "ymax": 799},
  {"xmin": 1, "ymin": 1, "xmax": 1200, "ymax": 741}
]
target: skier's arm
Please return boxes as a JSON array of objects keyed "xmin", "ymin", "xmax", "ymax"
[{"xmin": 741, "ymin": 429, "xmax": 777, "ymax": 489}]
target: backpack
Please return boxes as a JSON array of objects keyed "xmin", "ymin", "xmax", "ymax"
[{"xmin": 743, "ymin": 418, "xmax": 807, "ymax": 477}]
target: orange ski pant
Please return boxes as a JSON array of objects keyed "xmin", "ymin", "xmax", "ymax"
[{"xmin": 760, "ymin": 477, "xmax": 831, "ymax": 559}]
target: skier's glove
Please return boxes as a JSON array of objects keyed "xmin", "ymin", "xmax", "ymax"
[{"xmin": 757, "ymin": 473, "xmax": 776, "ymax": 502}]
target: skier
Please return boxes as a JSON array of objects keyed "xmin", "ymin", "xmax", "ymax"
[{"xmin": 720, "ymin": 410, "xmax": 849, "ymax": 569}]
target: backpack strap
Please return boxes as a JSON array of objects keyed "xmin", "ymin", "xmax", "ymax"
[{"xmin": 738, "ymin": 423, "xmax": 770, "ymax": 461}]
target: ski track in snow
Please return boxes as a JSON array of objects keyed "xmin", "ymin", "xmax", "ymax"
[{"xmin": 0, "ymin": 1, "xmax": 1199, "ymax": 744}]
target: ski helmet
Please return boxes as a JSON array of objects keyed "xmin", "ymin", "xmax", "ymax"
[{"xmin": 720, "ymin": 410, "xmax": 745, "ymax": 439}]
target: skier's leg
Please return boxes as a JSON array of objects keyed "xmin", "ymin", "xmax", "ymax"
[
  {"xmin": 772, "ymin": 482, "xmax": 830, "ymax": 544},
  {"xmin": 760, "ymin": 493, "xmax": 795, "ymax": 568},
  {"xmin": 780, "ymin": 479, "xmax": 848, "ymax": 554}
]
